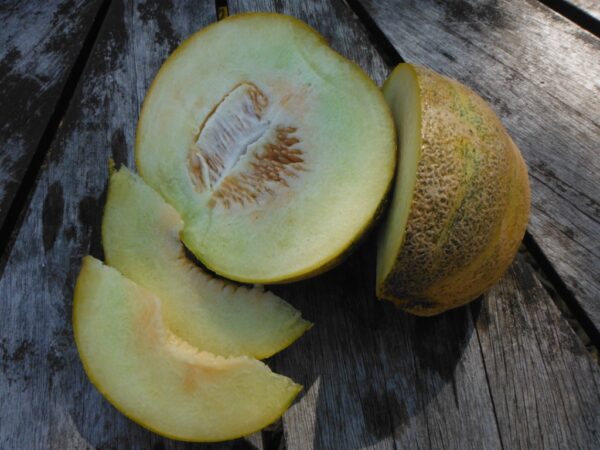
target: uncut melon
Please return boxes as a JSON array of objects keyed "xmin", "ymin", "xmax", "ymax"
[
  {"xmin": 136, "ymin": 12, "xmax": 396, "ymax": 284},
  {"xmin": 73, "ymin": 257, "xmax": 300, "ymax": 442},
  {"xmin": 102, "ymin": 167, "xmax": 310, "ymax": 359},
  {"xmin": 377, "ymin": 64, "xmax": 530, "ymax": 316}
]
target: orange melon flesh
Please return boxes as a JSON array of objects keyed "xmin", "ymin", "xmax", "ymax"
[
  {"xmin": 73, "ymin": 257, "xmax": 301, "ymax": 442},
  {"xmin": 102, "ymin": 167, "xmax": 311, "ymax": 359},
  {"xmin": 377, "ymin": 64, "xmax": 530, "ymax": 315},
  {"xmin": 135, "ymin": 12, "xmax": 396, "ymax": 284}
]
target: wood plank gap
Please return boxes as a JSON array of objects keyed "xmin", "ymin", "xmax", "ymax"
[
  {"xmin": 523, "ymin": 232, "xmax": 600, "ymax": 350},
  {"xmin": 471, "ymin": 305, "xmax": 506, "ymax": 450},
  {"xmin": 0, "ymin": 0, "xmax": 113, "ymax": 271},
  {"xmin": 215, "ymin": 0, "xmax": 229, "ymax": 20},
  {"xmin": 260, "ymin": 419, "xmax": 283, "ymax": 450},
  {"xmin": 342, "ymin": 0, "xmax": 403, "ymax": 67},
  {"xmin": 536, "ymin": 0, "xmax": 600, "ymax": 38}
]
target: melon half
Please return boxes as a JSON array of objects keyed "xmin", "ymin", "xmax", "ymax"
[
  {"xmin": 136, "ymin": 12, "xmax": 396, "ymax": 284},
  {"xmin": 102, "ymin": 167, "xmax": 310, "ymax": 359},
  {"xmin": 377, "ymin": 64, "xmax": 530, "ymax": 315},
  {"xmin": 73, "ymin": 257, "xmax": 300, "ymax": 442}
]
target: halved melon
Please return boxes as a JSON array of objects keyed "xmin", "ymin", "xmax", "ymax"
[
  {"xmin": 102, "ymin": 167, "xmax": 311, "ymax": 359},
  {"xmin": 135, "ymin": 12, "xmax": 396, "ymax": 283},
  {"xmin": 377, "ymin": 64, "xmax": 530, "ymax": 315},
  {"xmin": 73, "ymin": 256, "xmax": 301, "ymax": 442}
]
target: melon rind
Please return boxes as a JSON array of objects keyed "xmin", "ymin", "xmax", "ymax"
[{"xmin": 377, "ymin": 63, "xmax": 531, "ymax": 315}]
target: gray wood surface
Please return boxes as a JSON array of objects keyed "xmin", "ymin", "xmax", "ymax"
[
  {"xmin": 0, "ymin": 1, "xmax": 259, "ymax": 448},
  {"xmin": 0, "ymin": 0, "xmax": 105, "ymax": 230},
  {"xmin": 1, "ymin": 0, "xmax": 599, "ymax": 449},
  {"xmin": 357, "ymin": 0, "xmax": 600, "ymax": 335},
  {"xmin": 229, "ymin": 0, "xmax": 600, "ymax": 448},
  {"xmin": 475, "ymin": 256, "xmax": 600, "ymax": 449}
]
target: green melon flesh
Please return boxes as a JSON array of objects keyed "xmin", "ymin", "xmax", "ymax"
[
  {"xmin": 102, "ymin": 167, "xmax": 311, "ymax": 359},
  {"xmin": 136, "ymin": 12, "xmax": 396, "ymax": 284},
  {"xmin": 74, "ymin": 257, "xmax": 300, "ymax": 442},
  {"xmin": 376, "ymin": 66, "xmax": 421, "ymax": 289}
]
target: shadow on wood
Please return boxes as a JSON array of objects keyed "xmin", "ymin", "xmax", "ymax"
[{"xmin": 268, "ymin": 233, "xmax": 475, "ymax": 449}]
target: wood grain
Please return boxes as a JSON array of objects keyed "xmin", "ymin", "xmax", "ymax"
[
  {"xmin": 230, "ymin": 0, "xmax": 600, "ymax": 448},
  {"xmin": 263, "ymin": 245, "xmax": 503, "ymax": 449},
  {"xmin": 474, "ymin": 254, "xmax": 600, "ymax": 449},
  {"xmin": 0, "ymin": 0, "xmax": 105, "ymax": 230},
  {"xmin": 1, "ymin": 0, "xmax": 599, "ymax": 449},
  {"xmin": 357, "ymin": 0, "xmax": 600, "ymax": 334},
  {"xmin": 0, "ymin": 1, "xmax": 259, "ymax": 448}
]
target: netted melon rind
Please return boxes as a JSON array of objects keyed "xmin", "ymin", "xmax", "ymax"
[{"xmin": 378, "ymin": 64, "xmax": 530, "ymax": 315}]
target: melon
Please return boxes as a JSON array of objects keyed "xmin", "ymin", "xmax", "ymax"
[
  {"xmin": 73, "ymin": 257, "xmax": 300, "ymax": 442},
  {"xmin": 102, "ymin": 167, "xmax": 311, "ymax": 359},
  {"xmin": 377, "ymin": 64, "xmax": 530, "ymax": 315},
  {"xmin": 136, "ymin": 12, "xmax": 396, "ymax": 284}
]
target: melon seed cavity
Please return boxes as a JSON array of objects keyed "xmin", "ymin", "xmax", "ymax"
[{"xmin": 189, "ymin": 83, "xmax": 305, "ymax": 209}]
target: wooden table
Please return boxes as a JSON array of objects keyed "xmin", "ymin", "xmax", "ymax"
[{"xmin": 1, "ymin": 0, "xmax": 599, "ymax": 448}]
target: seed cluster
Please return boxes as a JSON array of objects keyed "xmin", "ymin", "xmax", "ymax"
[
  {"xmin": 190, "ymin": 83, "xmax": 305, "ymax": 209},
  {"xmin": 211, "ymin": 127, "xmax": 304, "ymax": 208}
]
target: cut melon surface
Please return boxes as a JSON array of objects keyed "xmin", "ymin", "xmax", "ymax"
[
  {"xmin": 377, "ymin": 65, "xmax": 421, "ymax": 289},
  {"xmin": 377, "ymin": 64, "xmax": 530, "ymax": 315},
  {"xmin": 102, "ymin": 167, "xmax": 311, "ymax": 359},
  {"xmin": 73, "ymin": 257, "xmax": 301, "ymax": 442},
  {"xmin": 136, "ymin": 12, "xmax": 396, "ymax": 284}
]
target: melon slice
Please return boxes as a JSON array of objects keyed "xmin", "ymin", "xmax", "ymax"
[
  {"xmin": 135, "ymin": 12, "xmax": 396, "ymax": 284},
  {"xmin": 377, "ymin": 64, "xmax": 530, "ymax": 316},
  {"xmin": 102, "ymin": 167, "xmax": 311, "ymax": 359},
  {"xmin": 73, "ymin": 256, "xmax": 301, "ymax": 442}
]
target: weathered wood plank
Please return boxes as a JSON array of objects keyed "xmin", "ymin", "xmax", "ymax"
[
  {"xmin": 230, "ymin": 0, "xmax": 600, "ymax": 448},
  {"xmin": 2, "ymin": 0, "xmax": 599, "ymax": 449},
  {"xmin": 357, "ymin": 0, "xmax": 600, "ymax": 334},
  {"xmin": 0, "ymin": 0, "xmax": 105, "ymax": 231},
  {"xmin": 265, "ymin": 245, "xmax": 502, "ymax": 450},
  {"xmin": 473, "ymin": 254, "xmax": 600, "ymax": 449},
  {"xmin": 0, "ymin": 1, "xmax": 261, "ymax": 448}
]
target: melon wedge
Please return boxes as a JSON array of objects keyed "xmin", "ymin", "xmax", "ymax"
[
  {"xmin": 377, "ymin": 64, "xmax": 530, "ymax": 315},
  {"xmin": 73, "ymin": 256, "xmax": 301, "ymax": 442},
  {"xmin": 102, "ymin": 167, "xmax": 311, "ymax": 359},
  {"xmin": 135, "ymin": 12, "xmax": 396, "ymax": 284}
]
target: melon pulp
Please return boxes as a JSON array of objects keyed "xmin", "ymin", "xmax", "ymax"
[
  {"xmin": 136, "ymin": 12, "xmax": 396, "ymax": 284},
  {"xmin": 73, "ymin": 257, "xmax": 300, "ymax": 442},
  {"xmin": 377, "ymin": 64, "xmax": 530, "ymax": 316},
  {"xmin": 102, "ymin": 167, "xmax": 311, "ymax": 359}
]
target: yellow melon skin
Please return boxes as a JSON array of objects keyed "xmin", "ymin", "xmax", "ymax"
[{"xmin": 376, "ymin": 64, "xmax": 530, "ymax": 316}]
